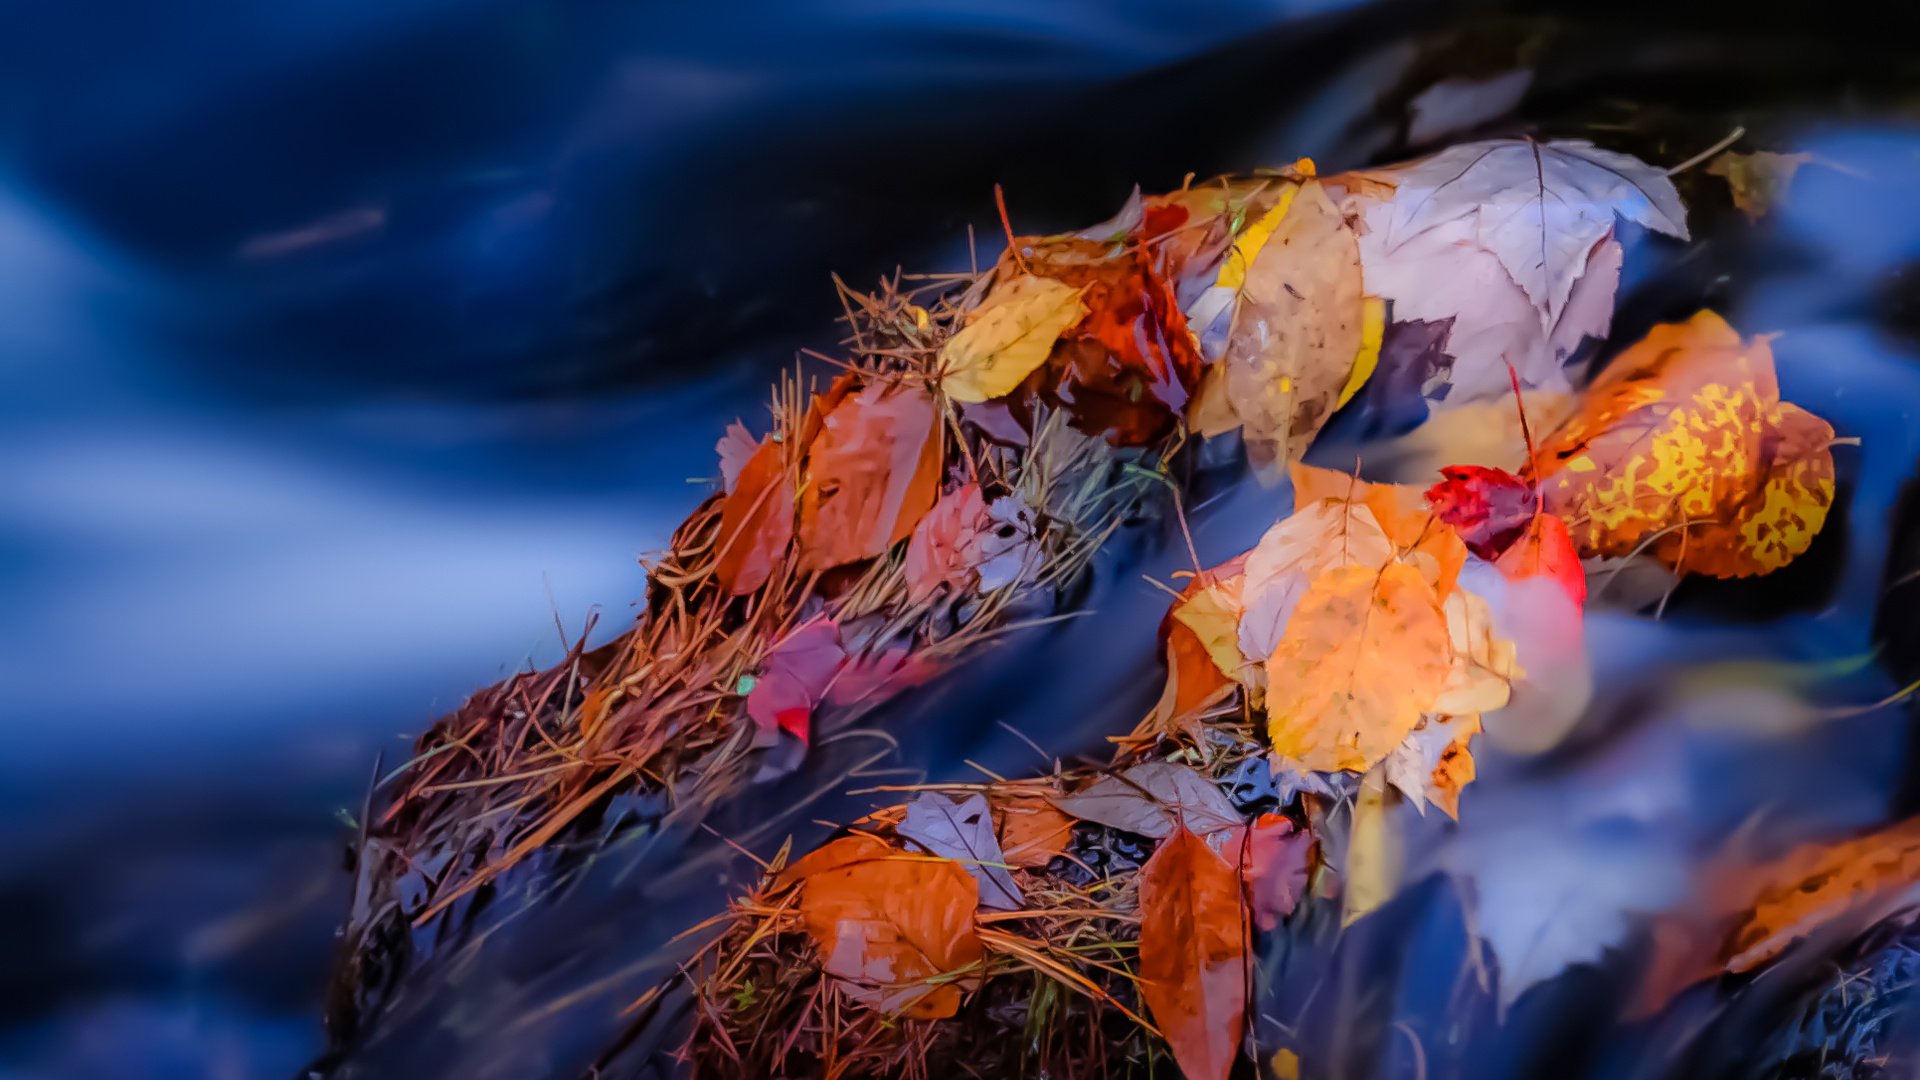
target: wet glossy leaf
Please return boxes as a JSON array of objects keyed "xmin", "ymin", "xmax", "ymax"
[
  {"xmin": 939, "ymin": 273, "xmax": 1088, "ymax": 403},
  {"xmin": 797, "ymin": 381, "xmax": 944, "ymax": 572},
  {"xmin": 1049, "ymin": 762, "xmax": 1243, "ymax": 838},
  {"xmin": 1266, "ymin": 563, "xmax": 1451, "ymax": 774},
  {"xmin": 994, "ymin": 797, "xmax": 1075, "ymax": 869},
  {"xmin": 897, "ymin": 792, "xmax": 1023, "ymax": 911},
  {"xmin": 797, "ymin": 843, "xmax": 984, "ymax": 1018},
  {"xmin": 712, "ymin": 434, "xmax": 794, "ymax": 595},
  {"xmin": 1138, "ymin": 827, "xmax": 1248, "ymax": 1080}
]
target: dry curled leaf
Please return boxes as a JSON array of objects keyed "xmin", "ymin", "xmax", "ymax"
[
  {"xmin": 939, "ymin": 273, "xmax": 1088, "ymax": 403},
  {"xmin": 797, "ymin": 381, "xmax": 944, "ymax": 572},
  {"xmin": 1049, "ymin": 762, "xmax": 1243, "ymax": 838},
  {"xmin": 797, "ymin": 842, "xmax": 984, "ymax": 1018},
  {"xmin": 1533, "ymin": 310, "xmax": 1836, "ymax": 578},
  {"xmin": 1266, "ymin": 563, "xmax": 1451, "ymax": 774},
  {"xmin": 1138, "ymin": 827, "xmax": 1248, "ymax": 1080}
]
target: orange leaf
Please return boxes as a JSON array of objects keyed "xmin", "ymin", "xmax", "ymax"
[
  {"xmin": 1726, "ymin": 818, "xmax": 1920, "ymax": 974},
  {"xmin": 712, "ymin": 435, "xmax": 794, "ymax": 595},
  {"xmin": 1533, "ymin": 310, "xmax": 1835, "ymax": 578},
  {"xmin": 797, "ymin": 844, "xmax": 984, "ymax": 1018},
  {"xmin": 1138, "ymin": 827, "xmax": 1248, "ymax": 1080},
  {"xmin": 995, "ymin": 797, "xmax": 1075, "ymax": 869},
  {"xmin": 773, "ymin": 832, "xmax": 892, "ymax": 891},
  {"xmin": 796, "ymin": 381, "xmax": 944, "ymax": 572},
  {"xmin": 1266, "ymin": 563, "xmax": 1450, "ymax": 773}
]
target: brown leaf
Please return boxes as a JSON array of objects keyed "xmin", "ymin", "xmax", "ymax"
[
  {"xmin": 798, "ymin": 844, "xmax": 984, "ymax": 1018},
  {"xmin": 797, "ymin": 381, "xmax": 944, "ymax": 572},
  {"xmin": 1222, "ymin": 179, "xmax": 1376, "ymax": 470},
  {"xmin": 712, "ymin": 434, "xmax": 794, "ymax": 595},
  {"xmin": 1707, "ymin": 150, "xmax": 1815, "ymax": 221},
  {"xmin": 1049, "ymin": 762, "xmax": 1243, "ymax": 838},
  {"xmin": 1138, "ymin": 827, "xmax": 1248, "ymax": 1080}
]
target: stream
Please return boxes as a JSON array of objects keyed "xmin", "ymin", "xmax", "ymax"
[{"xmin": 4, "ymin": 1, "xmax": 1920, "ymax": 1077}]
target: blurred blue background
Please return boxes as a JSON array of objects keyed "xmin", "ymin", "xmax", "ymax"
[{"xmin": 5, "ymin": 0, "xmax": 1920, "ymax": 1077}]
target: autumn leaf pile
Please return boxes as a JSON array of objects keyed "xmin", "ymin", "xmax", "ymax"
[{"xmin": 323, "ymin": 131, "xmax": 1860, "ymax": 1074}]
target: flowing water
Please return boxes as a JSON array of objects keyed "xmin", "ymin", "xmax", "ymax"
[{"xmin": 4, "ymin": 1, "xmax": 1920, "ymax": 1077}]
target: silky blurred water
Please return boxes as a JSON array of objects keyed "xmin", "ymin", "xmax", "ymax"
[{"xmin": 3, "ymin": 0, "xmax": 1920, "ymax": 1077}]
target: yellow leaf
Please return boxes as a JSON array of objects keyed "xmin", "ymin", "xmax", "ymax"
[
  {"xmin": 1222, "ymin": 180, "xmax": 1372, "ymax": 471},
  {"xmin": 1335, "ymin": 295, "xmax": 1387, "ymax": 409},
  {"xmin": 1173, "ymin": 579, "xmax": 1248, "ymax": 684},
  {"xmin": 1535, "ymin": 310, "xmax": 1836, "ymax": 578},
  {"xmin": 1214, "ymin": 181, "xmax": 1301, "ymax": 292},
  {"xmin": 939, "ymin": 274, "xmax": 1087, "ymax": 403},
  {"xmin": 1344, "ymin": 769, "xmax": 1400, "ymax": 925},
  {"xmin": 1266, "ymin": 563, "xmax": 1450, "ymax": 773}
]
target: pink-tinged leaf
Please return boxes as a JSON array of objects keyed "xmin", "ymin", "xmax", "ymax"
[
  {"xmin": 745, "ymin": 620, "xmax": 845, "ymax": 748},
  {"xmin": 716, "ymin": 420, "xmax": 758, "ymax": 494}
]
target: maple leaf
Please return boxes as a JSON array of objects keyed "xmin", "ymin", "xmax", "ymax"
[
  {"xmin": 1265, "ymin": 563, "xmax": 1451, "ymax": 774},
  {"xmin": 712, "ymin": 434, "xmax": 794, "ymax": 595},
  {"xmin": 939, "ymin": 273, "xmax": 1088, "ymax": 403},
  {"xmin": 796, "ymin": 843, "xmax": 985, "ymax": 1018},
  {"xmin": 994, "ymin": 796, "xmax": 1075, "ymax": 869},
  {"xmin": 1383, "ymin": 712, "xmax": 1482, "ymax": 819},
  {"xmin": 1137, "ymin": 827, "xmax": 1248, "ymax": 1080},
  {"xmin": 744, "ymin": 619, "xmax": 845, "ymax": 747},
  {"xmin": 1049, "ymin": 762, "xmax": 1243, "ymax": 838},
  {"xmin": 1532, "ymin": 310, "xmax": 1837, "ymax": 578},
  {"xmin": 1426, "ymin": 464, "xmax": 1536, "ymax": 559},
  {"xmin": 796, "ymin": 381, "xmax": 945, "ymax": 572},
  {"xmin": 1337, "ymin": 138, "xmax": 1681, "ymax": 407},
  {"xmin": 1360, "ymin": 139, "xmax": 1687, "ymax": 331},
  {"xmin": 1218, "ymin": 179, "xmax": 1385, "ymax": 470},
  {"xmin": 896, "ymin": 792, "xmax": 1023, "ymax": 911}
]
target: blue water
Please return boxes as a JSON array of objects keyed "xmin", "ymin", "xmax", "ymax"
[{"xmin": 4, "ymin": 0, "xmax": 1920, "ymax": 1077}]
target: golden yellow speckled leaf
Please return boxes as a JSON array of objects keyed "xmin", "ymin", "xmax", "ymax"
[
  {"xmin": 1266, "ymin": 563, "xmax": 1450, "ymax": 773},
  {"xmin": 1534, "ymin": 310, "xmax": 1835, "ymax": 578},
  {"xmin": 939, "ymin": 273, "xmax": 1087, "ymax": 403},
  {"xmin": 1222, "ymin": 180, "xmax": 1376, "ymax": 471},
  {"xmin": 1724, "ymin": 817, "xmax": 1920, "ymax": 974}
]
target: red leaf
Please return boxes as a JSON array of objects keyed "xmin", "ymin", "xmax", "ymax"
[
  {"xmin": 797, "ymin": 382, "xmax": 944, "ymax": 572},
  {"xmin": 1138, "ymin": 827, "xmax": 1248, "ymax": 1080},
  {"xmin": 745, "ymin": 620, "xmax": 845, "ymax": 748},
  {"xmin": 712, "ymin": 435, "xmax": 794, "ymax": 595},
  {"xmin": 1021, "ymin": 233, "xmax": 1205, "ymax": 446},
  {"xmin": 1493, "ymin": 511, "xmax": 1588, "ymax": 605},
  {"xmin": 1426, "ymin": 464, "xmax": 1536, "ymax": 560}
]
